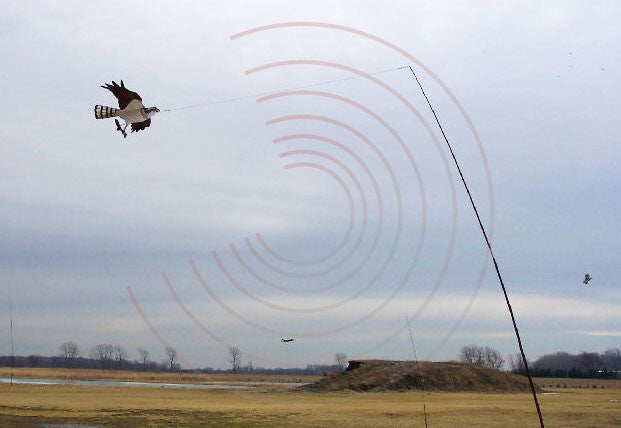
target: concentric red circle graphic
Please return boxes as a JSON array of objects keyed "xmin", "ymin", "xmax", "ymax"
[{"xmin": 127, "ymin": 22, "xmax": 494, "ymax": 367}]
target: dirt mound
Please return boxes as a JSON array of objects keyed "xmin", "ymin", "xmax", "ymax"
[{"xmin": 302, "ymin": 360, "xmax": 538, "ymax": 393}]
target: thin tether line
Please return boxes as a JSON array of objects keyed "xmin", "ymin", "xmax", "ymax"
[
  {"xmin": 405, "ymin": 65, "xmax": 544, "ymax": 428},
  {"xmin": 161, "ymin": 65, "xmax": 408, "ymax": 112},
  {"xmin": 406, "ymin": 317, "xmax": 429, "ymax": 428}
]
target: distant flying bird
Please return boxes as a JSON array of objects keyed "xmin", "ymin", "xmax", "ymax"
[
  {"xmin": 583, "ymin": 273, "xmax": 592, "ymax": 285},
  {"xmin": 281, "ymin": 338, "xmax": 294, "ymax": 343},
  {"xmin": 95, "ymin": 80, "xmax": 159, "ymax": 138}
]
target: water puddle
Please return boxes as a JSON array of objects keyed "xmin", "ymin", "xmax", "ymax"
[
  {"xmin": 0, "ymin": 377, "xmax": 305, "ymax": 389},
  {"xmin": 41, "ymin": 425, "xmax": 101, "ymax": 428}
]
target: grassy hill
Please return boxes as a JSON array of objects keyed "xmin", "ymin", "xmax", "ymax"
[{"xmin": 303, "ymin": 360, "xmax": 539, "ymax": 392}]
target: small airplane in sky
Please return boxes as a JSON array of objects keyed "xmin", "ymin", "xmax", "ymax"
[
  {"xmin": 583, "ymin": 273, "xmax": 592, "ymax": 285},
  {"xmin": 281, "ymin": 338, "xmax": 295, "ymax": 343}
]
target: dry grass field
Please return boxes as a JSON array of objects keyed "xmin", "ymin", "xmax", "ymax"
[{"xmin": 0, "ymin": 383, "xmax": 619, "ymax": 427}]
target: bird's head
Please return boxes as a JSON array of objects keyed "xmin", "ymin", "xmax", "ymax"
[{"xmin": 144, "ymin": 106, "xmax": 160, "ymax": 117}]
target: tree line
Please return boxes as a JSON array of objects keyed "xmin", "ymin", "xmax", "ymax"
[
  {"xmin": 4, "ymin": 340, "xmax": 619, "ymax": 380},
  {"xmin": 224, "ymin": 346, "xmax": 347, "ymax": 375},
  {"xmin": 0, "ymin": 341, "xmax": 179, "ymax": 372},
  {"xmin": 459, "ymin": 344, "xmax": 620, "ymax": 379},
  {"xmin": 0, "ymin": 342, "xmax": 349, "ymax": 375},
  {"xmin": 508, "ymin": 348, "xmax": 621, "ymax": 379}
]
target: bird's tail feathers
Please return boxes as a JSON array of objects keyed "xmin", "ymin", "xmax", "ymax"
[{"xmin": 94, "ymin": 105, "xmax": 119, "ymax": 119}]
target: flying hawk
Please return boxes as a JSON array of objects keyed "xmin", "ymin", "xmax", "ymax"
[
  {"xmin": 583, "ymin": 273, "xmax": 592, "ymax": 285},
  {"xmin": 281, "ymin": 338, "xmax": 294, "ymax": 343},
  {"xmin": 95, "ymin": 80, "xmax": 159, "ymax": 138}
]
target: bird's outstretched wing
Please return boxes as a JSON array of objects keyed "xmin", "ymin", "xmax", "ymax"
[
  {"xmin": 131, "ymin": 119, "xmax": 151, "ymax": 133},
  {"xmin": 101, "ymin": 80, "xmax": 142, "ymax": 109}
]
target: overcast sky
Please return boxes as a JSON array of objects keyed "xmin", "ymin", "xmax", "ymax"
[{"xmin": 0, "ymin": 1, "xmax": 619, "ymax": 369}]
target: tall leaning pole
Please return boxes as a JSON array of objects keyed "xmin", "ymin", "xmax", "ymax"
[{"xmin": 407, "ymin": 65, "xmax": 545, "ymax": 428}]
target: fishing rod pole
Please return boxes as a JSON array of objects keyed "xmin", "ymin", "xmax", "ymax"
[{"xmin": 405, "ymin": 65, "xmax": 544, "ymax": 427}]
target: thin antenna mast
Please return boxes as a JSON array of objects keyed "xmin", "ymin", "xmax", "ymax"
[
  {"xmin": 9, "ymin": 298, "xmax": 14, "ymax": 387},
  {"xmin": 406, "ymin": 317, "xmax": 428, "ymax": 428}
]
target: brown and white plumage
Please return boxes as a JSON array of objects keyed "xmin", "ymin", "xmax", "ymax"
[
  {"xmin": 95, "ymin": 80, "xmax": 159, "ymax": 138},
  {"xmin": 94, "ymin": 105, "xmax": 119, "ymax": 119},
  {"xmin": 101, "ymin": 80, "xmax": 142, "ymax": 110},
  {"xmin": 131, "ymin": 119, "xmax": 151, "ymax": 132}
]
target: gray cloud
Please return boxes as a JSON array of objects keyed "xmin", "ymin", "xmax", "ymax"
[{"xmin": 0, "ymin": 0, "xmax": 619, "ymax": 368}]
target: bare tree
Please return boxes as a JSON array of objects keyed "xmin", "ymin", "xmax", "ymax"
[
  {"xmin": 90, "ymin": 344, "xmax": 114, "ymax": 369},
  {"xmin": 603, "ymin": 348, "xmax": 621, "ymax": 371},
  {"xmin": 482, "ymin": 346, "xmax": 505, "ymax": 370},
  {"xmin": 508, "ymin": 353, "xmax": 526, "ymax": 373},
  {"xmin": 459, "ymin": 345, "xmax": 484, "ymax": 365},
  {"xmin": 228, "ymin": 346, "xmax": 242, "ymax": 373},
  {"xmin": 577, "ymin": 351, "xmax": 601, "ymax": 372},
  {"xmin": 113, "ymin": 345, "xmax": 127, "ymax": 369},
  {"xmin": 165, "ymin": 346, "xmax": 179, "ymax": 372},
  {"xmin": 60, "ymin": 341, "xmax": 80, "ymax": 368},
  {"xmin": 460, "ymin": 345, "xmax": 504, "ymax": 369},
  {"xmin": 335, "ymin": 353, "xmax": 348, "ymax": 371},
  {"xmin": 137, "ymin": 347, "xmax": 150, "ymax": 371}
]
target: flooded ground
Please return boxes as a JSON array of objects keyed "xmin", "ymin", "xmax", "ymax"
[
  {"xmin": 41, "ymin": 425, "xmax": 102, "ymax": 428},
  {"xmin": 0, "ymin": 377, "xmax": 306, "ymax": 389}
]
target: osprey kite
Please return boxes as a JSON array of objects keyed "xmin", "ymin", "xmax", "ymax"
[{"xmin": 95, "ymin": 80, "xmax": 159, "ymax": 138}]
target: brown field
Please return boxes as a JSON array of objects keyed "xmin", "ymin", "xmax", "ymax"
[
  {"xmin": 1, "ymin": 368, "xmax": 619, "ymax": 426},
  {"xmin": 534, "ymin": 377, "xmax": 621, "ymax": 389},
  {"xmin": 0, "ymin": 367, "xmax": 319, "ymax": 385},
  {"xmin": 0, "ymin": 383, "xmax": 620, "ymax": 427}
]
